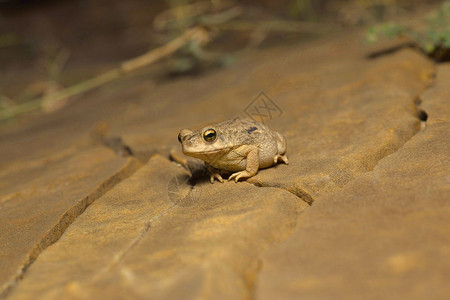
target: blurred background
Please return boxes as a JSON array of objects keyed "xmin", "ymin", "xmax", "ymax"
[{"xmin": 0, "ymin": 0, "xmax": 446, "ymax": 125}]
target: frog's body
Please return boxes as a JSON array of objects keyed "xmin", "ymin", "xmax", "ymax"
[{"xmin": 178, "ymin": 118, "xmax": 288, "ymax": 183}]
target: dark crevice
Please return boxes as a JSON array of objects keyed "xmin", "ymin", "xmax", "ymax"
[
  {"xmin": 103, "ymin": 136, "xmax": 134, "ymax": 157},
  {"xmin": 429, "ymin": 46, "xmax": 450, "ymax": 63},
  {"xmin": 89, "ymin": 123, "xmax": 152, "ymax": 163},
  {"xmin": 367, "ymin": 43, "xmax": 450, "ymax": 63},
  {"xmin": 362, "ymin": 96, "xmax": 431, "ymax": 178},
  {"xmin": 367, "ymin": 42, "xmax": 417, "ymax": 60},
  {"xmin": 101, "ymin": 135, "xmax": 159, "ymax": 164},
  {"xmin": 414, "ymin": 96, "xmax": 429, "ymax": 124},
  {"xmin": 250, "ymin": 181, "xmax": 314, "ymax": 205},
  {"xmin": 418, "ymin": 109, "xmax": 428, "ymax": 122}
]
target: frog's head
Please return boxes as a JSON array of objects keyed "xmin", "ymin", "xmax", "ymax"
[{"xmin": 178, "ymin": 126, "xmax": 233, "ymax": 161}]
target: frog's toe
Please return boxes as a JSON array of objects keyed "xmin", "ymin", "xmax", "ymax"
[
  {"xmin": 210, "ymin": 173, "xmax": 224, "ymax": 183},
  {"xmin": 274, "ymin": 154, "xmax": 289, "ymax": 165},
  {"xmin": 228, "ymin": 171, "xmax": 250, "ymax": 182}
]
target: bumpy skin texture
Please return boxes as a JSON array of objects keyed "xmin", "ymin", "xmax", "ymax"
[{"xmin": 178, "ymin": 118, "xmax": 288, "ymax": 183}]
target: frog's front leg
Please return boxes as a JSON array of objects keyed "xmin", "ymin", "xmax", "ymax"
[
  {"xmin": 206, "ymin": 163, "xmax": 224, "ymax": 183},
  {"xmin": 228, "ymin": 145, "xmax": 259, "ymax": 182}
]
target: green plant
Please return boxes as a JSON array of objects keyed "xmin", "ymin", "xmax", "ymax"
[{"xmin": 366, "ymin": 1, "xmax": 450, "ymax": 61}]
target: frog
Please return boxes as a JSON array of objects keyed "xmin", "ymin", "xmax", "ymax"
[{"xmin": 177, "ymin": 117, "xmax": 288, "ymax": 183}]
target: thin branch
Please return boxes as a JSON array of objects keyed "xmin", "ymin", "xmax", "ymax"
[
  {"xmin": 0, "ymin": 26, "xmax": 209, "ymax": 122},
  {"xmin": 216, "ymin": 20, "xmax": 333, "ymax": 33}
]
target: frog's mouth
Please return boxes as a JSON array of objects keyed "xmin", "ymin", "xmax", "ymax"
[
  {"xmin": 183, "ymin": 148, "xmax": 227, "ymax": 155},
  {"xmin": 182, "ymin": 145, "xmax": 235, "ymax": 156}
]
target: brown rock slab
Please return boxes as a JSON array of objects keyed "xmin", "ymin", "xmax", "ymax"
[
  {"xmin": 0, "ymin": 146, "xmax": 141, "ymax": 296},
  {"xmin": 0, "ymin": 31, "xmax": 443, "ymax": 300},
  {"xmin": 7, "ymin": 155, "xmax": 307, "ymax": 299},
  {"xmin": 114, "ymin": 47, "xmax": 434, "ymax": 204},
  {"xmin": 1, "ymin": 35, "xmax": 434, "ymax": 208},
  {"xmin": 178, "ymin": 46, "xmax": 434, "ymax": 203},
  {"xmin": 244, "ymin": 48, "xmax": 434, "ymax": 201},
  {"xmin": 255, "ymin": 65, "xmax": 450, "ymax": 300}
]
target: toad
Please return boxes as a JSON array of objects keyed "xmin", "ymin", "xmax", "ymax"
[{"xmin": 178, "ymin": 118, "xmax": 288, "ymax": 183}]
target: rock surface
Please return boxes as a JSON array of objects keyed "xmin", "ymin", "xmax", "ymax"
[
  {"xmin": 0, "ymin": 32, "xmax": 448, "ymax": 299},
  {"xmin": 0, "ymin": 147, "xmax": 141, "ymax": 296},
  {"xmin": 7, "ymin": 155, "xmax": 306, "ymax": 300},
  {"xmin": 256, "ymin": 64, "xmax": 450, "ymax": 300}
]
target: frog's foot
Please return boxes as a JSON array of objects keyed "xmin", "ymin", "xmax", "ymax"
[
  {"xmin": 210, "ymin": 172, "xmax": 224, "ymax": 184},
  {"xmin": 206, "ymin": 163, "xmax": 224, "ymax": 183},
  {"xmin": 274, "ymin": 154, "xmax": 289, "ymax": 165},
  {"xmin": 228, "ymin": 170, "xmax": 253, "ymax": 182}
]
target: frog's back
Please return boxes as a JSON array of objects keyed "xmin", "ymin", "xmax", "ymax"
[{"xmin": 216, "ymin": 118, "xmax": 273, "ymax": 147}]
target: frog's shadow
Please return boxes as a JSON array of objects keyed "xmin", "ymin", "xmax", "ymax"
[{"xmin": 188, "ymin": 167, "xmax": 233, "ymax": 185}]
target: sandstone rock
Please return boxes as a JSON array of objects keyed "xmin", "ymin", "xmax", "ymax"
[
  {"xmin": 7, "ymin": 155, "xmax": 307, "ymax": 299},
  {"xmin": 255, "ymin": 64, "xmax": 450, "ymax": 300},
  {"xmin": 0, "ymin": 32, "xmax": 445, "ymax": 300},
  {"xmin": 0, "ymin": 147, "xmax": 141, "ymax": 297},
  {"xmin": 246, "ymin": 48, "xmax": 434, "ymax": 202},
  {"xmin": 94, "ymin": 46, "xmax": 435, "ymax": 209},
  {"xmin": 144, "ymin": 48, "xmax": 433, "ymax": 204}
]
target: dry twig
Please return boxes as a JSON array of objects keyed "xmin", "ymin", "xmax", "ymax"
[{"xmin": 0, "ymin": 26, "xmax": 209, "ymax": 122}]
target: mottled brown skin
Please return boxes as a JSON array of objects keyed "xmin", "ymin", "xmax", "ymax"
[{"xmin": 178, "ymin": 118, "xmax": 288, "ymax": 183}]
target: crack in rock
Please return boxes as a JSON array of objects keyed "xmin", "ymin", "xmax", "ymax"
[
  {"xmin": 0, "ymin": 157, "xmax": 143, "ymax": 299},
  {"xmin": 414, "ymin": 97, "xmax": 429, "ymax": 123},
  {"xmin": 250, "ymin": 181, "xmax": 314, "ymax": 205},
  {"xmin": 103, "ymin": 136, "xmax": 134, "ymax": 157},
  {"xmin": 93, "ymin": 203, "xmax": 179, "ymax": 280},
  {"xmin": 168, "ymin": 153, "xmax": 315, "ymax": 206}
]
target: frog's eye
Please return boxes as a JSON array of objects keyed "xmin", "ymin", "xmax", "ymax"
[
  {"xmin": 203, "ymin": 129, "xmax": 216, "ymax": 142},
  {"xmin": 178, "ymin": 133, "xmax": 182, "ymax": 143}
]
